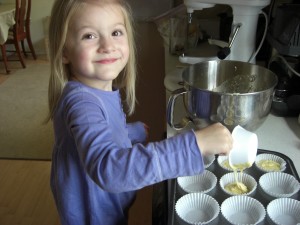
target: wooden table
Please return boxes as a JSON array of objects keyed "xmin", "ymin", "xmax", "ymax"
[{"xmin": 0, "ymin": 4, "xmax": 15, "ymax": 44}]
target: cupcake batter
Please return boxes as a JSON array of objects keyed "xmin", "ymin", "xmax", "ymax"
[
  {"xmin": 257, "ymin": 159, "xmax": 281, "ymax": 171},
  {"xmin": 222, "ymin": 159, "xmax": 232, "ymax": 170},
  {"xmin": 224, "ymin": 182, "xmax": 248, "ymax": 194},
  {"xmin": 223, "ymin": 162, "xmax": 251, "ymax": 195}
]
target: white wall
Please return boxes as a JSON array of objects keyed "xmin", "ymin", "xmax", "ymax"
[{"xmin": 3, "ymin": 0, "xmax": 54, "ymax": 55}]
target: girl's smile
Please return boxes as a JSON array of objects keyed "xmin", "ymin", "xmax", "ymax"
[{"xmin": 96, "ymin": 58, "xmax": 119, "ymax": 64}]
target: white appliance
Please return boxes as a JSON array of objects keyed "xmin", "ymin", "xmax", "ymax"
[{"xmin": 180, "ymin": 0, "xmax": 271, "ymax": 64}]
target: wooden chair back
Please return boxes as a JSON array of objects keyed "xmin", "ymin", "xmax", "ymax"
[
  {"xmin": 0, "ymin": 0, "xmax": 36, "ymax": 74},
  {"xmin": 14, "ymin": 0, "xmax": 27, "ymax": 39}
]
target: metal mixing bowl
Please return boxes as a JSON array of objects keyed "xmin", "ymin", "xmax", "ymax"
[{"xmin": 167, "ymin": 60, "xmax": 278, "ymax": 131}]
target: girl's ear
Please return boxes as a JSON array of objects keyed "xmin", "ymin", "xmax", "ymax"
[
  {"xmin": 62, "ymin": 50, "xmax": 69, "ymax": 64},
  {"xmin": 62, "ymin": 56, "xmax": 69, "ymax": 64}
]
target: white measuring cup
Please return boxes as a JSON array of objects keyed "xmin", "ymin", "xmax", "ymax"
[{"xmin": 229, "ymin": 125, "xmax": 258, "ymax": 169}]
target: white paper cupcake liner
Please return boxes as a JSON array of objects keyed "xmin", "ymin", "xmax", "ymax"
[
  {"xmin": 255, "ymin": 153, "xmax": 286, "ymax": 173},
  {"xmin": 267, "ymin": 198, "xmax": 300, "ymax": 225},
  {"xmin": 175, "ymin": 193, "xmax": 220, "ymax": 225},
  {"xmin": 259, "ymin": 172, "xmax": 300, "ymax": 198},
  {"xmin": 203, "ymin": 154, "xmax": 215, "ymax": 169},
  {"xmin": 221, "ymin": 195, "xmax": 266, "ymax": 225},
  {"xmin": 177, "ymin": 170, "xmax": 217, "ymax": 195},
  {"xmin": 219, "ymin": 172, "xmax": 257, "ymax": 196},
  {"xmin": 217, "ymin": 155, "xmax": 234, "ymax": 172}
]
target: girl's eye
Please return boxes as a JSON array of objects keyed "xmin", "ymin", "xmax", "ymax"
[
  {"xmin": 112, "ymin": 30, "xmax": 123, "ymax": 37},
  {"xmin": 83, "ymin": 33, "xmax": 96, "ymax": 40}
]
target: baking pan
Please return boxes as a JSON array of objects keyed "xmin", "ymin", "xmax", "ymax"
[{"xmin": 152, "ymin": 149, "xmax": 300, "ymax": 225}]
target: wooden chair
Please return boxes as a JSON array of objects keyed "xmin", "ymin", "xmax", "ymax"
[
  {"xmin": 22, "ymin": 0, "xmax": 36, "ymax": 59},
  {"xmin": 0, "ymin": 0, "xmax": 36, "ymax": 74},
  {"xmin": 0, "ymin": 45, "xmax": 10, "ymax": 74}
]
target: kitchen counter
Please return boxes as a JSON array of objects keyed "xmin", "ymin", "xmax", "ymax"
[
  {"xmin": 152, "ymin": 54, "xmax": 300, "ymax": 225},
  {"xmin": 255, "ymin": 113, "xmax": 300, "ymax": 173},
  {"xmin": 166, "ymin": 114, "xmax": 300, "ymax": 174},
  {"xmin": 164, "ymin": 54, "xmax": 300, "ymax": 175}
]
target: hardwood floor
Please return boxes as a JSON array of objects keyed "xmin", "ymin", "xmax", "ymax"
[
  {"xmin": 0, "ymin": 159, "xmax": 60, "ymax": 225},
  {"xmin": 0, "ymin": 159, "xmax": 153, "ymax": 225}
]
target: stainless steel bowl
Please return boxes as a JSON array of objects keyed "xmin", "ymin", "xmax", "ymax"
[{"xmin": 167, "ymin": 60, "xmax": 278, "ymax": 131}]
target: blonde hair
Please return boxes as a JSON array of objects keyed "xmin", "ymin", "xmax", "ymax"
[{"xmin": 46, "ymin": 0, "xmax": 137, "ymax": 122}]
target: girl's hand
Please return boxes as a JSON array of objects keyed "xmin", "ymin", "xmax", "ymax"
[
  {"xmin": 143, "ymin": 123, "xmax": 149, "ymax": 142},
  {"xmin": 194, "ymin": 123, "xmax": 233, "ymax": 156}
]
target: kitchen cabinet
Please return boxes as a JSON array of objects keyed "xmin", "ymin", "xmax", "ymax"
[
  {"xmin": 127, "ymin": 22, "xmax": 166, "ymax": 142},
  {"xmin": 126, "ymin": 0, "xmax": 173, "ymax": 21}
]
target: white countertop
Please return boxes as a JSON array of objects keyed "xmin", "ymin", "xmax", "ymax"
[
  {"xmin": 167, "ymin": 114, "xmax": 300, "ymax": 175},
  {"xmin": 255, "ymin": 113, "xmax": 300, "ymax": 174},
  {"xmin": 164, "ymin": 54, "xmax": 300, "ymax": 175}
]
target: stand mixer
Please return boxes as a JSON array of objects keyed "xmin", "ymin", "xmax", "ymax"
[{"xmin": 181, "ymin": 0, "xmax": 271, "ymax": 64}]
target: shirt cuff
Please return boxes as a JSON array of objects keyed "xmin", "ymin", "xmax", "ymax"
[{"xmin": 127, "ymin": 122, "xmax": 147, "ymax": 144}]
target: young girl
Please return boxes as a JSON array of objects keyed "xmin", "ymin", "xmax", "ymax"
[{"xmin": 47, "ymin": 0, "xmax": 233, "ymax": 224}]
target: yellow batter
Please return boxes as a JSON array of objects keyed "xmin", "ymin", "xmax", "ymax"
[
  {"xmin": 230, "ymin": 162, "xmax": 252, "ymax": 171},
  {"xmin": 221, "ymin": 159, "xmax": 233, "ymax": 170},
  {"xmin": 257, "ymin": 159, "xmax": 281, "ymax": 171},
  {"xmin": 221, "ymin": 160, "xmax": 252, "ymax": 171},
  {"xmin": 224, "ymin": 182, "xmax": 248, "ymax": 194},
  {"xmin": 223, "ymin": 162, "xmax": 252, "ymax": 195}
]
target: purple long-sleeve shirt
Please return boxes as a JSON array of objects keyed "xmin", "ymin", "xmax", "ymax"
[{"xmin": 51, "ymin": 81, "xmax": 204, "ymax": 225}]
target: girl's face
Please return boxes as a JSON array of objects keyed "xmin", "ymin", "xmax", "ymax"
[{"xmin": 63, "ymin": 3, "xmax": 129, "ymax": 90}]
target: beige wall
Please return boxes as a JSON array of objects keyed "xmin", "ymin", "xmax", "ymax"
[
  {"xmin": 2, "ymin": 0, "xmax": 175, "ymax": 56},
  {"xmin": 3, "ymin": 0, "xmax": 54, "ymax": 55}
]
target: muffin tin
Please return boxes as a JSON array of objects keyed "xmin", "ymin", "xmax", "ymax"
[{"xmin": 169, "ymin": 149, "xmax": 300, "ymax": 225}]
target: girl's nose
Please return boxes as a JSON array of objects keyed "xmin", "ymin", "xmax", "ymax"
[{"xmin": 98, "ymin": 37, "xmax": 114, "ymax": 53}]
